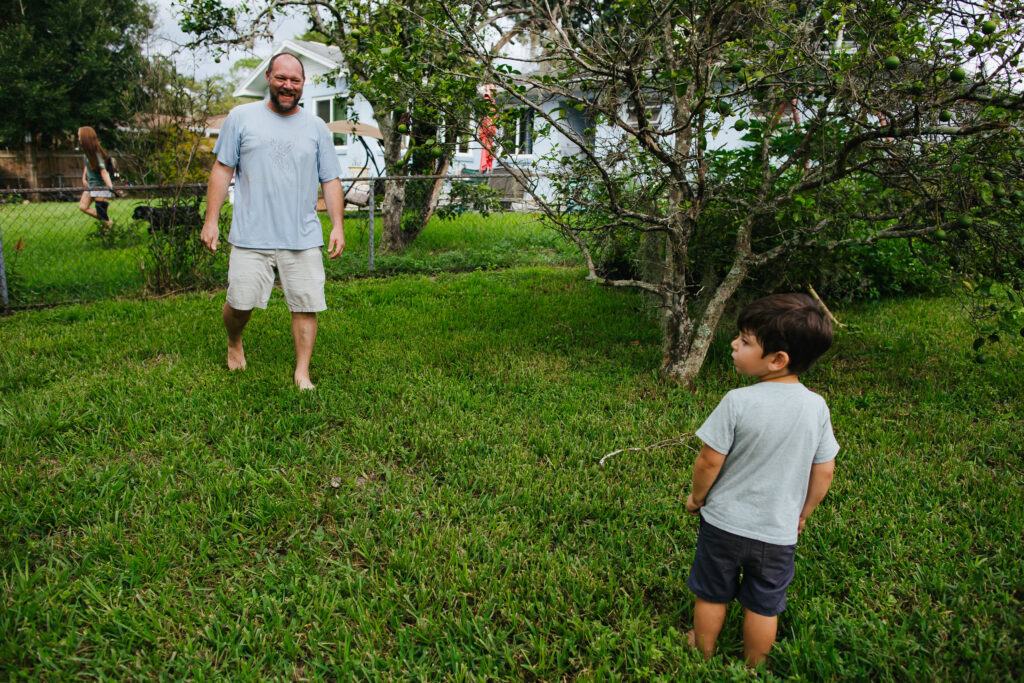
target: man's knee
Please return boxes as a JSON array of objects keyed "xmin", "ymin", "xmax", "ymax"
[{"xmin": 223, "ymin": 303, "xmax": 253, "ymax": 322}]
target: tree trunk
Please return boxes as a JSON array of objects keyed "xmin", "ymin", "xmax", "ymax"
[
  {"xmin": 376, "ymin": 107, "xmax": 411, "ymax": 253},
  {"xmin": 661, "ymin": 259, "xmax": 749, "ymax": 387},
  {"xmin": 380, "ymin": 155, "xmax": 453, "ymax": 252},
  {"xmin": 415, "ymin": 157, "xmax": 450, "ymax": 229},
  {"xmin": 376, "ymin": 108, "xmax": 454, "ymax": 252},
  {"xmin": 380, "ymin": 176, "xmax": 409, "ymax": 252},
  {"xmin": 25, "ymin": 136, "xmax": 40, "ymax": 201}
]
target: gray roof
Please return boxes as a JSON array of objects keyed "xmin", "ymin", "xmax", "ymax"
[{"xmin": 292, "ymin": 39, "xmax": 343, "ymax": 65}]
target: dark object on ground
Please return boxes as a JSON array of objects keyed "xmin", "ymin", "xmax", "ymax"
[{"xmin": 132, "ymin": 204, "xmax": 202, "ymax": 233}]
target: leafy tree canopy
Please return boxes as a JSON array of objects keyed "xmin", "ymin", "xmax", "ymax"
[
  {"xmin": 0, "ymin": 0, "xmax": 154, "ymax": 147},
  {"xmin": 447, "ymin": 0, "xmax": 1024, "ymax": 384}
]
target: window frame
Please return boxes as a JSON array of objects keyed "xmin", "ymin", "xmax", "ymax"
[{"xmin": 313, "ymin": 95, "xmax": 353, "ymax": 148}]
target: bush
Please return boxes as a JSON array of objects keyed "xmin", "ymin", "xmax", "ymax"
[
  {"xmin": 87, "ymin": 219, "xmax": 142, "ymax": 250},
  {"xmin": 765, "ymin": 238, "xmax": 950, "ymax": 303},
  {"xmin": 435, "ymin": 179, "xmax": 503, "ymax": 220},
  {"xmin": 143, "ymin": 200, "xmax": 226, "ymax": 293}
]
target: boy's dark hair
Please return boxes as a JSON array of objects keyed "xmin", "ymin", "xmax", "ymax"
[{"xmin": 737, "ymin": 293, "xmax": 833, "ymax": 374}]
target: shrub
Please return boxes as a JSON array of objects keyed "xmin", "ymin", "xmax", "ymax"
[
  {"xmin": 87, "ymin": 219, "xmax": 141, "ymax": 250},
  {"xmin": 435, "ymin": 179, "xmax": 503, "ymax": 220},
  {"xmin": 143, "ymin": 199, "xmax": 226, "ymax": 293}
]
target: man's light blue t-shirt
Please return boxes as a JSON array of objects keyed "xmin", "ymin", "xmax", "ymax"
[
  {"xmin": 696, "ymin": 382, "xmax": 839, "ymax": 546},
  {"xmin": 214, "ymin": 101, "xmax": 342, "ymax": 250}
]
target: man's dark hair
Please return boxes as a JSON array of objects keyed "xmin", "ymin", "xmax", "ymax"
[
  {"xmin": 737, "ymin": 293, "xmax": 833, "ymax": 374},
  {"xmin": 266, "ymin": 52, "xmax": 305, "ymax": 79}
]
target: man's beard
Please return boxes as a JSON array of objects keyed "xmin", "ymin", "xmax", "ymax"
[{"xmin": 270, "ymin": 87, "xmax": 299, "ymax": 112}]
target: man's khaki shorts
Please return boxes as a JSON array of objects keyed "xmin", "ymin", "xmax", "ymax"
[{"xmin": 226, "ymin": 246, "xmax": 327, "ymax": 313}]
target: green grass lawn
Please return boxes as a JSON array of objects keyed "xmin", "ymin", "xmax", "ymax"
[
  {"xmin": 0, "ymin": 199, "xmax": 150, "ymax": 304},
  {"xmin": 1, "ymin": 266, "xmax": 1021, "ymax": 679},
  {"xmin": 1, "ymin": 198, "xmax": 578, "ymax": 306},
  {"xmin": 329, "ymin": 211, "xmax": 579, "ymax": 279}
]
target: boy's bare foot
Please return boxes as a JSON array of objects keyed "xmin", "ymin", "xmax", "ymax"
[
  {"xmin": 686, "ymin": 629, "xmax": 716, "ymax": 660},
  {"xmin": 294, "ymin": 375, "xmax": 315, "ymax": 391},
  {"xmin": 227, "ymin": 344, "xmax": 246, "ymax": 371}
]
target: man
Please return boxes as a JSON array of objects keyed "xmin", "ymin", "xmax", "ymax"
[{"xmin": 201, "ymin": 52, "xmax": 345, "ymax": 390}]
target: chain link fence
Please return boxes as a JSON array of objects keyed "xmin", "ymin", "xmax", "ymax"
[{"xmin": 0, "ymin": 173, "xmax": 536, "ymax": 310}]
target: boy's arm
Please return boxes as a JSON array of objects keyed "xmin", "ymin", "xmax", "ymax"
[
  {"xmin": 686, "ymin": 444, "xmax": 727, "ymax": 515},
  {"xmin": 798, "ymin": 460, "xmax": 836, "ymax": 534}
]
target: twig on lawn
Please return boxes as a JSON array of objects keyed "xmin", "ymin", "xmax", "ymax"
[
  {"xmin": 149, "ymin": 287, "xmax": 191, "ymax": 300},
  {"xmin": 599, "ymin": 435, "xmax": 695, "ymax": 467},
  {"xmin": 807, "ymin": 283, "xmax": 845, "ymax": 328}
]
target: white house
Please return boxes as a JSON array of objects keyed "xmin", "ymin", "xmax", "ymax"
[
  {"xmin": 221, "ymin": 38, "xmax": 757, "ymax": 204},
  {"xmin": 226, "ymin": 39, "xmax": 487, "ymax": 180}
]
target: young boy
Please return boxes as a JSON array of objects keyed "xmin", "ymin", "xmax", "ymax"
[{"xmin": 685, "ymin": 293, "xmax": 839, "ymax": 667}]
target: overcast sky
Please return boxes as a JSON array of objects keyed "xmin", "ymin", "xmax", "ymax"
[{"xmin": 149, "ymin": 0, "xmax": 307, "ymax": 80}]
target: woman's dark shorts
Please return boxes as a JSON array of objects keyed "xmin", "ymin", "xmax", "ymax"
[{"xmin": 686, "ymin": 517, "xmax": 797, "ymax": 617}]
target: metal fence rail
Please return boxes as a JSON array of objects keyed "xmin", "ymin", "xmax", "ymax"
[{"xmin": 0, "ymin": 174, "xmax": 534, "ymax": 310}]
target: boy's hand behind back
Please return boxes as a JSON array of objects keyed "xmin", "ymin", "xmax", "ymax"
[
  {"xmin": 685, "ymin": 492, "xmax": 704, "ymax": 516},
  {"xmin": 687, "ymin": 444, "xmax": 726, "ymax": 517}
]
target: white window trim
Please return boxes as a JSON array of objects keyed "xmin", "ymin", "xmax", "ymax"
[
  {"xmin": 508, "ymin": 107, "xmax": 535, "ymax": 158},
  {"xmin": 314, "ymin": 95, "xmax": 352, "ymax": 150}
]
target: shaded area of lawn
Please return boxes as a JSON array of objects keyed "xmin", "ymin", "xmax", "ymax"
[{"xmin": 1, "ymin": 271, "xmax": 1021, "ymax": 679}]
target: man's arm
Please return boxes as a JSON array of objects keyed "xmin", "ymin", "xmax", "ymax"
[
  {"xmin": 201, "ymin": 160, "xmax": 235, "ymax": 252},
  {"xmin": 686, "ymin": 444, "xmax": 727, "ymax": 515},
  {"xmin": 322, "ymin": 178, "xmax": 345, "ymax": 258},
  {"xmin": 798, "ymin": 460, "xmax": 836, "ymax": 534}
]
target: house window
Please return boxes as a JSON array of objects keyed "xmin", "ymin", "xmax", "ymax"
[
  {"xmin": 315, "ymin": 99, "xmax": 332, "ymax": 122},
  {"xmin": 314, "ymin": 96, "xmax": 353, "ymax": 146},
  {"xmin": 513, "ymin": 107, "xmax": 534, "ymax": 155},
  {"xmin": 626, "ymin": 103, "xmax": 662, "ymax": 127},
  {"xmin": 582, "ymin": 109, "xmax": 597, "ymax": 148},
  {"xmin": 435, "ymin": 115, "xmax": 472, "ymax": 156}
]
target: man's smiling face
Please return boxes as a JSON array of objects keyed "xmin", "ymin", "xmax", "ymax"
[{"xmin": 265, "ymin": 53, "xmax": 304, "ymax": 115}]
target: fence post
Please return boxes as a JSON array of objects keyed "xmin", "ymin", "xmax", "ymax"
[
  {"xmin": 368, "ymin": 186, "xmax": 375, "ymax": 273},
  {"xmin": 0, "ymin": 215, "xmax": 8, "ymax": 309}
]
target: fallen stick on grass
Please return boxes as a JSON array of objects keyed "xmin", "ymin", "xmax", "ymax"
[
  {"xmin": 599, "ymin": 435, "xmax": 695, "ymax": 467},
  {"xmin": 807, "ymin": 283, "xmax": 846, "ymax": 328}
]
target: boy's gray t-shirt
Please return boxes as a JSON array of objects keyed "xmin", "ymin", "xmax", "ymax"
[
  {"xmin": 214, "ymin": 101, "xmax": 342, "ymax": 250},
  {"xmin": 696, "ymin": 382, "xmax": 839, "ymax": 545}
]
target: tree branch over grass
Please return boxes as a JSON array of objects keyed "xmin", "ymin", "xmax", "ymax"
[{"xmin": 441, "ymin": 0, "xmax": 1024, "ymax": 386}]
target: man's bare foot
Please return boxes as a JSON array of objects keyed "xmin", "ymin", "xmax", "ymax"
[
  {"xmin": 294, "ymin": 375, "xmax": 315, "ymax": 391},
  {"xmin": 227, "ymin": 344, "xmax": 246, "ymax": 371},
  {"xmin": 686, "ymin": 630, "xmax": 697, "ymax": 650}
]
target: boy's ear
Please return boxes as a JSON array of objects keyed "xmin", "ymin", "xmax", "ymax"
[{"xmin": 768, "ymin": 350, "xmax": 790, "ymax": 371}]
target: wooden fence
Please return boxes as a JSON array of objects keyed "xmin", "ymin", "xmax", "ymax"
[{"xmin": 0, "ymin": 150, "xmax": 85, "ymax": 190}]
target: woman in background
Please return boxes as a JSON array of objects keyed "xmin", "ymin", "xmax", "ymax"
[{"xmin": 77, "ymin": 126, "xmax": 116, "ymax": 225}]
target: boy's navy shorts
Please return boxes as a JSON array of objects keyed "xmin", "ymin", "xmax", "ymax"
[
  {"xmin": 687, "ymin": 517, "xmax": 796, "ymax": 617},
  {"xmin": 95, "ymin": 200, "xmax": 109, "ymax": 222}
]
